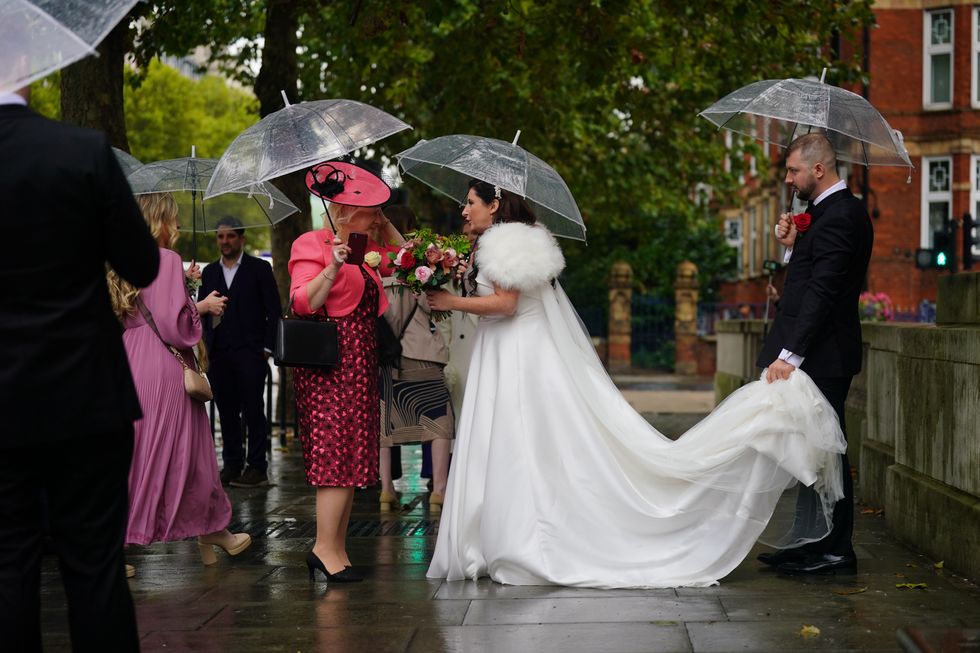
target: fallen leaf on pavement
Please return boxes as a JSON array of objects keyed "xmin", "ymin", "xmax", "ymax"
[
  {"xmin": 895, "ymin": 583, "xmax": 928, "ymax": 589},
  {"xmin": 834, "ymin": 586, "xmax": 868, "ymax": 595},
  {"xmin": 799, "ymin": 625, "xmax": 821, "ymax": 638},
  {"xmin": 933, "ymin": 561, "xmax": 944, "ymax": 570}
]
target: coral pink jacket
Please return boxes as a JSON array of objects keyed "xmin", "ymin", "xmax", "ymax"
[{"xmin": 288, "ymin": 229, "xmax": 388, "ymax": 318}]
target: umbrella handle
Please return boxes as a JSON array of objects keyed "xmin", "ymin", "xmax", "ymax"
[{"xmin": 318, "ymin": 194, "xmax": 337, "ymax": 234}]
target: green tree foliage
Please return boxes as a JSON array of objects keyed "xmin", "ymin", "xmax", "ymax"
[
  {"xmin": 279, "ymin": 1, "xmax": 874, "ymax": 312},
  {"xmin": 28, "ymin": 73, "xmax": 60, "ymax": 120},
  {"xmin": 124, "ymin": 59, "xmax": 259, "ymax": 163},
  {"xmin": 51, "ymin": 1, "xmax": 876, "ymax": 317},
  {"xmin": 33, "ymin": 60, "xmax": 264, "ymax": 263},
  {"xmin": 122, "ymin": 59, "xmax": 266, "ymax": 262}
]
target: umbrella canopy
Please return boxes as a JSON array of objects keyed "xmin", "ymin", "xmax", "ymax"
[
  {"xmin": 127, "ymin": 154, "xmax": 299, "ymax": 231},
  {"xmin": 395, "ymin": 133, "xmax": 586, "ymax": 242},
  {"xmin": 204, "ymin": 93, "xmax": 411, "ymax": 200},
  {"xmin": 112, "ymin": 147, "xmax": 142, "ymax": 177},
  {"xmin": 699, "ymin": 77, "xmax": 912, "ymax": 169},
  {"xmin": 0, "ymin": 0, "xmax": 141, "ymax": 94}
]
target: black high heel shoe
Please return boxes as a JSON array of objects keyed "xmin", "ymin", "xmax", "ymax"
[{"xmin": 305, "ymin": 552, "xmax": 363, "ymax": 583}]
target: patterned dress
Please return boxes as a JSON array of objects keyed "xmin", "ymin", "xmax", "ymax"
[{"xmin": 295, "ymin": 268, "xmax": 380, "ymax": 487}]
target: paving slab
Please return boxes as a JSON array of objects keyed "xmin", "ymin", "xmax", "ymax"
[{"xmin": 409, "ymin": 623, "xmax": 694, "ymax": 653}]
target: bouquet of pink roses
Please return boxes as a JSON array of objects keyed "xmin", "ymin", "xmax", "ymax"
[{"xmin": 388, "ymin": 227, "xmax": 472, "ymax": 320}]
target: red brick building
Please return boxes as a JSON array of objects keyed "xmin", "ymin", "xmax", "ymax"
[{"xmin": 720, "ymin": 1, "xmax": 980, "ymax": 316}]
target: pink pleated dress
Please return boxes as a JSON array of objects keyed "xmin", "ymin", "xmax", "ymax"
[{"xmin": 122, "ymin": 248, "xmax": 231, "ymax": 545}]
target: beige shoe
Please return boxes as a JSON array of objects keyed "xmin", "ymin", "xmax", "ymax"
[
  {"xmin": 429, "ymin": 492, "xmax": 444, "ymax": 514},
  {"xmin": 125, "ymin": 564, "xmax": 136, "ymax": 579},
  {"xmin": 379, "ymin": 490, "xmax": 400, "ymax": 512},
  {"xmin": 198, "ymin": 531, "xmax": 252, "ymax": 566}
]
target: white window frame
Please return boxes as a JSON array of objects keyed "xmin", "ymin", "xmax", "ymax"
[
  {"xmin": 972, "ymin": 8, "xmax": 980, "ymax": 107},
  {"xmin": 748, "ymin": 206, "xmax": 758, "ymax": 277},
  {"xmin": 725, "ymin": 217, "xmax": 743, "ymax": 277},
  {"xmin": 971, "ymin": 156, "xmax": 980, "ymax": 256},
  {"xmin": 924, "ymin": 8, "xmax": 955, "ymax": 110},
  {"xmin": 922, "ymin": 156, "xmax": 953, "ymax": 247}
]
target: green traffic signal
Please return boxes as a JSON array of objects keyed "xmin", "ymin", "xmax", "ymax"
[{"xmin": 936, "ymin": 251, "xmax": 948, "ymax": 267}]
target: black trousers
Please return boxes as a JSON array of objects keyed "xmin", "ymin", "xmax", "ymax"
[
  {"xmin": 209, "ymin": 348, "xmax": 270, "ymax": 473},
  {"xmin": 0, "ymin": 427, "xmax": 139, "ymax": 652},
  {"xmin": 804, "ymin": 375, "xmax": 855, "ymax": 557}
]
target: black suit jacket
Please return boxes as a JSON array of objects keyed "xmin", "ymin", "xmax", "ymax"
[
  {"xmin": 199, "ymin": 253, "xmax": 281, "ymax": 353},
  {"xmin": 0, "ymin": 104, "xmax": 159, "ymax": 447},
  {"xmin": 758, "ymin": 188, "xmax": 873, "ymax": 378}
]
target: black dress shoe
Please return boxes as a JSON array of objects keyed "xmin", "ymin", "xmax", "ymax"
[
  {"xmin": 306, "ymin": 552, "xmax": 364, "ymax": 583},
  {"xmin": 219, "ymin": 468, "xmax": 242, "ymax": 485},
  {"xmin": 757, "ymin": 548, "xmax": 808, "ymax": 567},
  {"xmin": 778, "ymin": 553, "xmax": 857, "ymax": 575}
]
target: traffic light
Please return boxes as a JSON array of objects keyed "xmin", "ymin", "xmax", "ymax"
[
  {"xmin": 915, "ymin": 228, "xmax": 954, "ymax": 269},
  {"xmin": 964, "ymin": 213, "xmax": 979, "ymax": 270},
  {"xmin": 934, "ymin": 229, "xmax": 952, "ymax": 268}
]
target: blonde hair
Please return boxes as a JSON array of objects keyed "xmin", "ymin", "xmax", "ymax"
[
  {"xmin": 107, "ymin": 192, "xmax": 179, "ymax": 320},
  {"xmin": 329, "ymin": 203, "xmax": 358, "ymax": 226}
]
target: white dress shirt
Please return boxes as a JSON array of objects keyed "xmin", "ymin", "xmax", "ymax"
[
  {"xmin": 222, "ymin": 252, "xmax": 243, "ymax": 289},
  {"xmin": 0, "ymin": 93, "xmax": 28, "ymax": 107},
  {"xmin": 778, "ymin": 179, "xmax": 849, "ymax": 368}
]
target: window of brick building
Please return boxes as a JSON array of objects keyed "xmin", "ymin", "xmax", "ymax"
[
  {"xmin": 971, "ymin": 156, "xmax": 980, "ymax": 256},
  {"xmin": 924, "ymin": 8, "xmax": 954, "ymax": 109},
  {"xmin": 973, "ymin": 8, "xmax": 980, "ymax": 107},
  {"xmin": 748, "ymin": 205, "xmax": 758, "ymax": 276},
  {"xmin": 922, "ymin": 156, "xmax": 952, "ymax": 247},
  {"xmin": 762, "ymin": 201, "xmax": 773, "ymax": 262},
  {"xmin": 725, "ymin": 217, "xmax": 743, "ymax": 279}
]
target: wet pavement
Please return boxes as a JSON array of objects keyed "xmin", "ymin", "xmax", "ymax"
[{"xmin": 38, "ymin": 393, "xmax": 980, "ymax": 652}]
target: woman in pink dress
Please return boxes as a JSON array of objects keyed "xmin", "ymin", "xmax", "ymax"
[
  {"xmin": 289, "ymin": 168, "xmax": 404, "ymax": 582},
  {"xmin": 106, "ymin": 192, "xmax": 251, "ymax": 571}
]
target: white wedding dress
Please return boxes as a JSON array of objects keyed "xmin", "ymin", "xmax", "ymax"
[{"xmin": 426, "ymin": 223, "xmax": 846, "ymax": 589}]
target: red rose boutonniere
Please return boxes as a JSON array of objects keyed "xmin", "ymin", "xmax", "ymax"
[{"xmin": 792, "ymin": 212, "xmax": 812, "ymax": 233}]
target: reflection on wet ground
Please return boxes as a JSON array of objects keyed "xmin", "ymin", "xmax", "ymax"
[{"xmin": 39, "ymin": 430, "xmax": 980, "ymax": 652}]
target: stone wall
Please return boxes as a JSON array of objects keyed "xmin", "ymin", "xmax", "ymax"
[{"xmin": 714, "ymin": 274, "xmax": 980, "ymax": 580}]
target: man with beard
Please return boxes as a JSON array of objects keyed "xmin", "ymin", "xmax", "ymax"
[
  {"xmin": 199, "ymin": 217, "xmax": 282, "ymax": 487},
  {"xmin": 756, "ymin": 132, "xmax": 873, "ymax": 575}
]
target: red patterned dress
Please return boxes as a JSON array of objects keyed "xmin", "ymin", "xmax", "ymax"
[{"xmin": 294, "ymin": 268, "xmax": 380, "ymax": 487}]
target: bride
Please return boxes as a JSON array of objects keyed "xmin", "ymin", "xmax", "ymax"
[{"xmin": 424, "ymin": 180, "xmax": 846, "ymax": 589}]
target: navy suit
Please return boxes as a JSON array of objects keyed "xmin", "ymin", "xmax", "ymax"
[
  {"xmin": 200, "ymin": 253, "xmax": 281, "ymax": 474},
  {"xmin": 758, "ymin": 187, "xmax": 873, "ymax": 557},
  {"xmin": 0, "ymin": 104, "xmax": 159, "ymax": 651}
]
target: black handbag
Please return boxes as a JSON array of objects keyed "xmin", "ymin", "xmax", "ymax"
[
  {"xmin": 377, "ymin": 302, "xmax": 418, "ymax": 368},
  {"xmin": 273, "ymin": 295, "xmax": 340, "ymax": 368}
]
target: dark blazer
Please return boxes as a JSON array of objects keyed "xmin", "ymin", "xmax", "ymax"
[
  {"xmin": 758, "ymin": 188, "xmax": 873, "ymax": 378},
  {"xmin": 0, "ymin": 104, "xmax": 160, "ymax": 447},
  {"xmin": 199, "ymin": 253, "xmax": 281, "ymax": 353}
]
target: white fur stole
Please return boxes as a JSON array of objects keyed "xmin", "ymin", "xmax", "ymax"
[{"xmin": 475, "ymin": 222, "xmax": 565, "ymax": 292}]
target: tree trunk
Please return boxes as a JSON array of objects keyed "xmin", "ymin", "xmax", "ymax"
[
  {"xmin": 255, "ymin": 0, "xmax": 311, "ymax": 430},
  {"xmin": 59, "ymin": 21, "xmax": 129, "ymax": 150},
  {"xmin": 255, "ymin": 0, "xmax": 311, "ymax": 305}
]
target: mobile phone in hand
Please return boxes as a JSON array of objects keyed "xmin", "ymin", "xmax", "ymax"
[{"xmin": 346, "ymin": 231, "xmax": 368, "ymax": 265}]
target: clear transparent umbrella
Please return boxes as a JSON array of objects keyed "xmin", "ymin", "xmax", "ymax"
[
  {"xmin": 205, "ymin": 92, "xmax": 411, "ymax": 200},
  {"xmin": 699, "ymin": 75, "xmax": 913, "ymax": 170},
  {"xmin": 127, "ymin": 148, "xmax": 299, "ymax": 258},
  {"xmin": 0, "ymin": 0, "xmax": 141, "ymax": 94},
  {"xmin": 394, "ymin": 132, "xmax": 586, "ymax": 242},
  {"xmin": 112, "ymin": 147, "xmax": 142, "ymax": 177}
]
